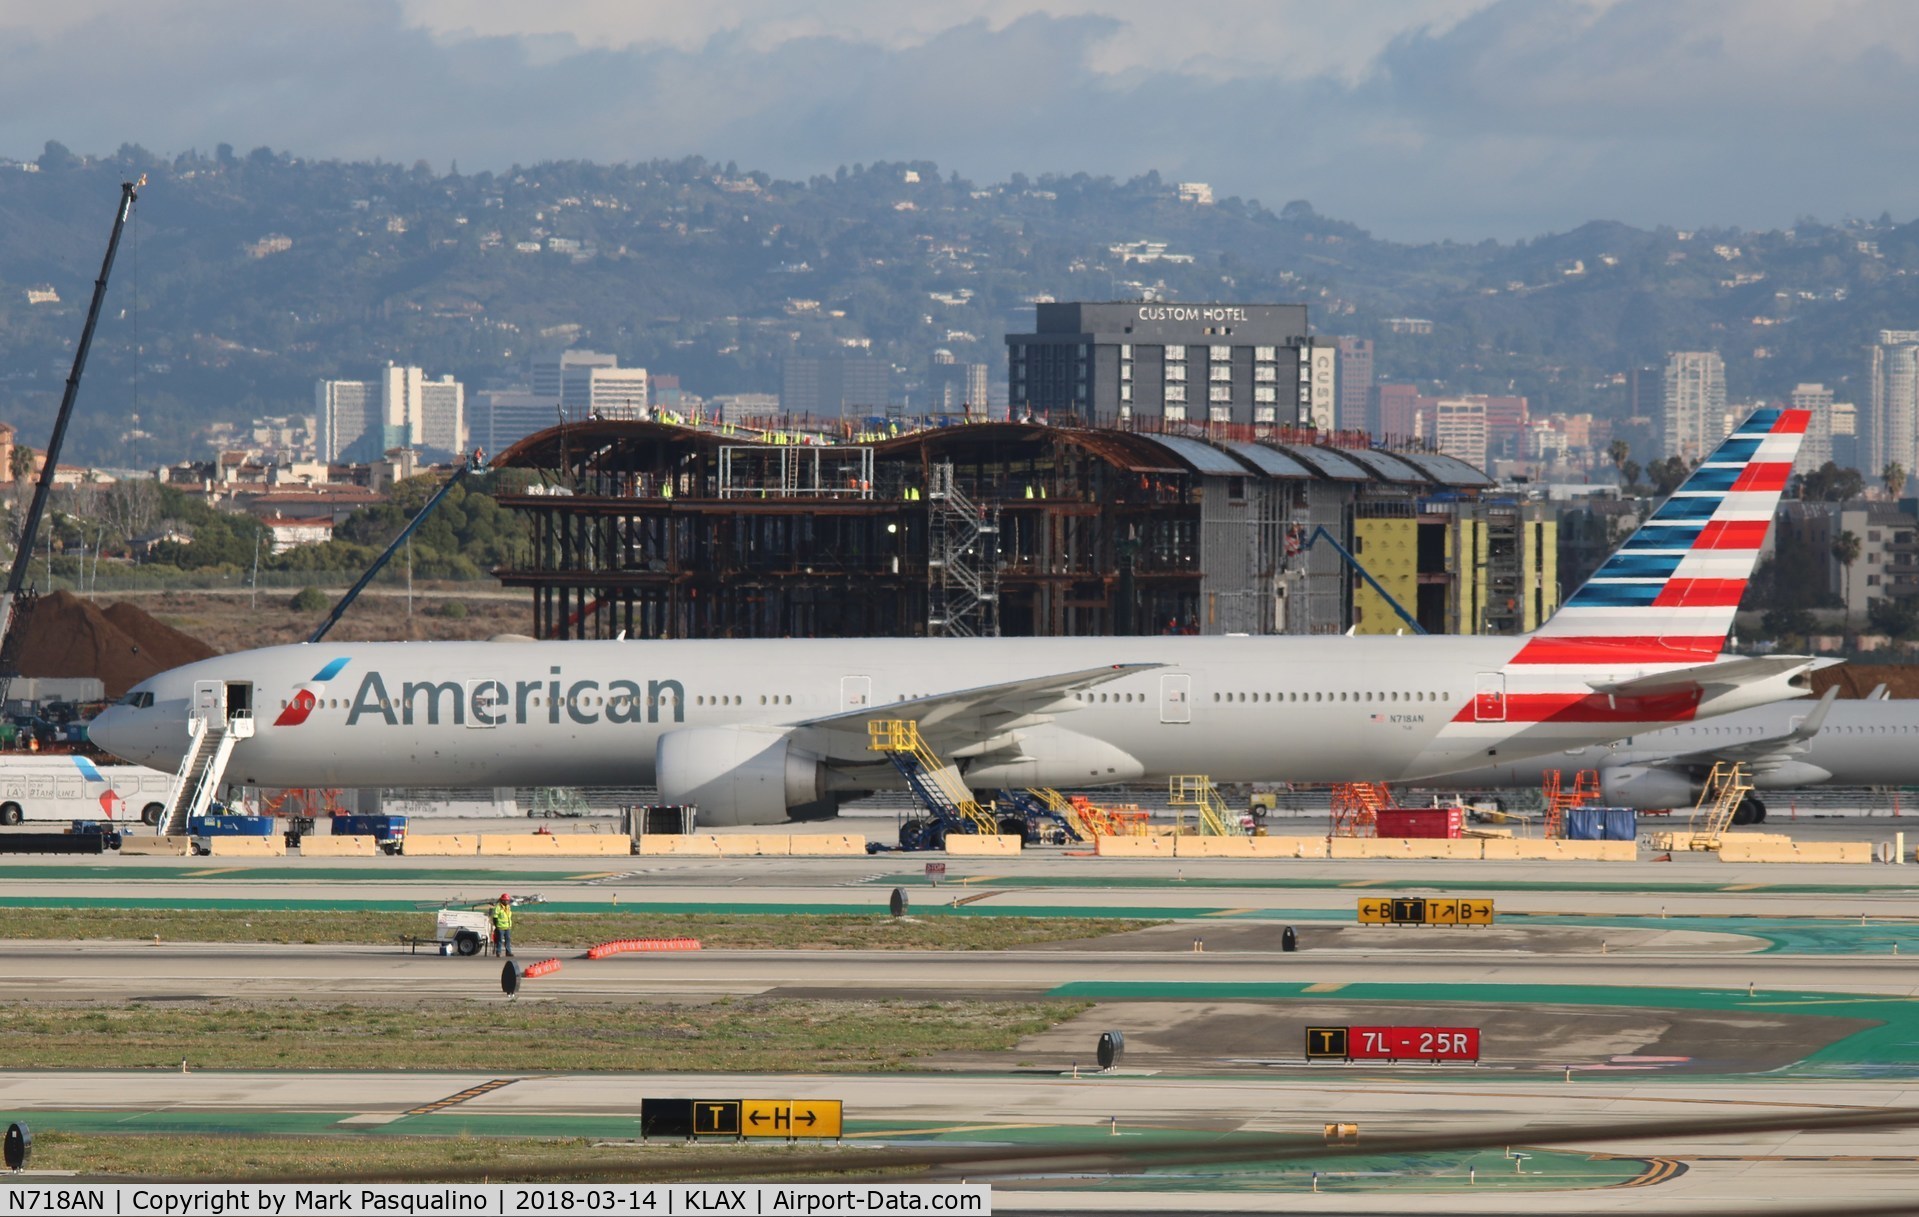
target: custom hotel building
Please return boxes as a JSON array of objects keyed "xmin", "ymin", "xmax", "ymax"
[{"xmin": 1005, "ymin": 302, "xmax": 1326, "ymax": 427}]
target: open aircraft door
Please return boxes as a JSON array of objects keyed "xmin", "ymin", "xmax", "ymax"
[{"xmin": 192, "ymin": 680, "xmax": 226, "ymax": 725}]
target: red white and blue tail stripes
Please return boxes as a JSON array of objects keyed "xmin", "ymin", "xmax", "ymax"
[{"xmin": 1520, "ymin": 406, "xmax": 1808, "ymax": 665}]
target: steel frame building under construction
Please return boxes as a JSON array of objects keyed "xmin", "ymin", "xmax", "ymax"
[{"xmin": 490, "ymin": 418, "xmax": 1519, "ymax": 642}]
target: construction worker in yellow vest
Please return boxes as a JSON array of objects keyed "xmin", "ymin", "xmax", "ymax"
[{"xmin": 490, "ymin": 894, "xmax": 515, "ymax": 957}]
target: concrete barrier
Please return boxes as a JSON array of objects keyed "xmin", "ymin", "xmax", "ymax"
[
  {"xmin": 203, "ymin": 835, "xmax": 287, "ymax": 857},
  {"xmin": 479, "ymin": 833, "xmax": 631, "ymax": 857},
  {"xmin": 1482, "ymin": 839, "xmax": 1635, "ymax": 861},
  {"xmin": 634, "ymin": 834, "xmax": 724, "ymax": 856},
  {"xmin": 1172, "ymin": 835, "xmax": 1259, "ymax": 858},
  {"xmin": 716, "ymin": 834, "xmax": 790, "ymax": 857},
  {"xmin": 1094, "ymin": 834, "xmax": 1176, "ymax": 858},
  {"xmin": 787, "ymin": 834, "xmax": 867, "ymax": 856},
  {"xmin": 943, "ymin": 833, "xmax": 1022, "ymax": 856},
  {"xmin": 401, "ymin": 834, "xmax": 480, "ymax": 857},
  {"xmin": 1249, "ymin": 835, "xmax": 1330, "ymax": 859},
  {"xmin": 298, "ymin": 834, "xmax": 379, "ymax": 858},
  {"xmin": 1332, "ymin": 837, "xmax": 1483, "ymax": 860},
  {"xmin": 118, "ymin": 836, "xmax": 191, "ymax": 856},
  {"xmin": 1719, "ymin": 838, "xmax": 1872, "ymax": 864}
]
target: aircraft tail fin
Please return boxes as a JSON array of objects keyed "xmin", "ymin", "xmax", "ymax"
[{"xmin": 1521, "ymin": 405, "xmax": 1807, "ymax": 665}]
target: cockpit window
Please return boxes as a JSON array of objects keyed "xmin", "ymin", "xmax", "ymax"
[{"xmin": 118, "ymin": 691, "xmax": 155, "ymax": 709}]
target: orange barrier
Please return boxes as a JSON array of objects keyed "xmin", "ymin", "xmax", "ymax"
[
  {"xmin": 586, "ymin": 937, "xmax": 704, "ymax": 960},
  {"xmin": 522, "ymin": 959, "xmax": 563, "ymax": 978}
]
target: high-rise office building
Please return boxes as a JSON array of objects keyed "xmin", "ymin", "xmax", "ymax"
[
  {"xmin": 782, "ymin": 356, "xmax": 893, "ymax": 415},
  {"xmin": 316, "ymin": 366, "xmax": 465, "ymax": 463},
  {"xmin": 1789, "ymin": 383, "xmax": 1837, "ymax": 473},
  {"xmin": 566, "ymin": 366, "xmax": 649, "ymax": 418},
  {"xmin": 315, "ymin": 379, "xmax": 377, "ymax": 463},
  {"xmin": 1334, "ymin": 337, "xmax": 1374, "ymax": 433},
  {"xmin": 1661, "ymin": 351, "xmax": 1726, "ymax": 461},
  {"xmin": 1004, "ymin": 302, "xmax": 1312, "ymax": 425},
  {"xmin": 473, "ymin": 390, "xmax": 561, "ymax": 454},
  {"xmin": 1433, "ymin": 397, "xmax": 1489, "ymax": 468},
  {"xmin": 927, "ymin": 351, "xmax": 991, "ymax": 415},
  {"xmin": 532, "ymin": 350, "xmax": 617, "ymax": 399},
  {"xmin": 1868, "ymin": 330, "xmax": 1919, "ymax": 482}
]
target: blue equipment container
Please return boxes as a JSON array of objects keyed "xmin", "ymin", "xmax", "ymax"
[{"xmin": 1564, "ymin": 807, "xmax": 1637, "ymax": 841}]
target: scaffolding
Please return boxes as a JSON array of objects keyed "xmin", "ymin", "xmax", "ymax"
[
  {"xmin": 1168, "ymin": 775, "xmax": 1236, "ymax": 836},
  {"xmin": 1330, "ymin": 782, "xmax": 1391, "ymax": 837},
  {"xmin": 718, "ymin": 445, "xmax": 875, "ymax": 499},
  {"xmin": 1686, "ymin": 762, "xmax": 1753, "ymax": 851},
  {"xmin": 926, "ymin": 461, "xmax": 1001, "ymax": 637},
  {"xmin": 1541, "ymin": 769, "xmax": 1601, "ymax": 839}
]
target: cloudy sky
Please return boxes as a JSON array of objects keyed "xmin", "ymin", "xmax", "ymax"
[{"xmin": 2, "ymin": 0, "xmax": 1914, "ymax": 240}]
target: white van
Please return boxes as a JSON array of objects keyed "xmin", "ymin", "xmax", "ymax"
[{"xmin": 0, "ymin": 755, "xmax": 175, "ymax": 826}]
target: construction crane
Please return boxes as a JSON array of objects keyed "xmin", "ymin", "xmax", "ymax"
[
  {"xmin": 1291, "ymin": 524, "xmax": 1426, "ymax": 635},
  {"xmin": 306, "ymin": 451, "xmax": 485, "ymax": 643},
  {"xmin": 0, "ymin": 177, "xmax": 145, "ymax": 706}
]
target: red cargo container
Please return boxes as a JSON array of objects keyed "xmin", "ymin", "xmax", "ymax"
[{"xmin": 1374, "ymin": 807, "xmax": 1462, "ymax": 839}]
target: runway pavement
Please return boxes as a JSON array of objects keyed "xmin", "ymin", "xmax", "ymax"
[{"xmin": 5, "ymin": 839, "xmax": 1919, "ymax": 1211}]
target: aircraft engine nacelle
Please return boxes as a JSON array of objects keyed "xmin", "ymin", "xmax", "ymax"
[
  {"xmin": 1599, "ymin": 765, "xmax": 1700, "ymax": 811},
  {"xmin": 655, "ymin": 727, "xmax": 825, "ymax": 827}
]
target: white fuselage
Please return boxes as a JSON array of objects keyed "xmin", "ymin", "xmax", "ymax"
[
  {"xmin": 91, "ymin": 634, "xmax": 1809, "ymax": 811},
  {"xmin": 1426, "ymin": 698, "xmax": 1919, "ymax": 802}
]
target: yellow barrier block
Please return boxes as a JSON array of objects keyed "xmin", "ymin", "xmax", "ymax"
[
  {"xmin": 1333, "ymin": 837, "xmax": 1482, "ymax": 860},
  {"xmin": 1719, "ymin": 838, "xmax": 1871, "ymax": 864},
  {"xmin": 1172, "ymin": 836, "xmax": 1258, "ymax": 858},
  {"xmin": 788, "ymin": 834, "xmax": 867, "ymax": 856},
  {"xmin": 634, "ymin": 834, "xmax": 724, "ymax": 856},
  {"xmin": 1266, "ymin": 835, "xmax": 1331, "ymax": 859},
  {"xmin": 478, "ymin": 833, "xmax": 631, "ymax": 857},
  {"xmin": 1094, "ymin": 834, "xmax": 1176, "ymax": 858},
  {"xmin": 1479, "ymin": 838, "xmax": 1527, "ymax": 860},
  {"xmin": 118, "ymin": 836, "xmax": 192, "ymax": 856},
  {"xmin": 716, "ymin": 834, "xmax": 791, "ymax": 857},
  {"xmin": 943, "ymin": 833, "xmax": 1022, "ymax": 856},
  {"xmin": 203, "ymin": 835, "xmax": 287, "ymax": 857},
  {"xmin": 401, "ymin": 834, "xmax": 480, "ymax": 856},
  {"xmin": 298, "ymin": 834, "xmax": 379, "ymax": 858}
]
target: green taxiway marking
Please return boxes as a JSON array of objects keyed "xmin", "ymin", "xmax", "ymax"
[
  {"xmin": 1047, "ymin": 979, "xmax": 1919, "ymax": 1076},
  {"xmin": 883, "ymin": 872, "xmax": 1919, "ymax": 895}
]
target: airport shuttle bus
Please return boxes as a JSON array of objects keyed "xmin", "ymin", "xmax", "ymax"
[{"xmin": 0, "ymin": 755, "xmax": 175, "ymax": 826}]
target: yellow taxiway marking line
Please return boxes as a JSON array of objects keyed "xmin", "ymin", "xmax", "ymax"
[
  {"xmin": 567, "ymin": 872, "xmax": 620, "ymax": 880},
  {"xmin": 842, "ymin": 1123, "xmax": 1047, "ymax": 1139},
  {"xmin": 1302, "ymin": 982, "xmax": 1347, "ymax": 993},
  {"xmin": 954, "ymin": 875, "xmax": 1003, "ymax": 885},
  {"xmin": 182, "ymin": 869, "xmax": 243, "ymax": 878},
  {"xmin": 1203, "ymin": 907, "xmax": 1258, "ymax": 917},
  {"xmin": 1718, "ymin": 884, "xmax": 1766, "ymax": 892}
]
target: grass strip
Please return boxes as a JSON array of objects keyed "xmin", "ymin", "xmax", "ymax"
[
  {"xmin": 0, "ymin": 997, "xmax": 1091, "ymax": 1071},
  {"xmin": 22, "ymin": 1132, "xmax": 732, "ymax": 1178},
  {"xmin": 1, "ymin": 908, "xmax": 1156, "ymax": 950}
]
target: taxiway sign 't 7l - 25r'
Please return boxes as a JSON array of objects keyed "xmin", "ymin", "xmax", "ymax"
[{"xmin": 92, "ymin": 408, "xmax": 1818, "ymax": 826}]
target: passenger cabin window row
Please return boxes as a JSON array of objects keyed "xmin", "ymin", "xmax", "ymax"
[{"xmin": 1210, "ymin": 690, "xmax": 1451, "ymax": 704}]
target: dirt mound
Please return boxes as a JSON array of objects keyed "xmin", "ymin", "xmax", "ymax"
[
  {"xmin": 12, "ymin": 590, "xmax": 216, "ymax": 698},
  {"xmin": 1810, "ymin": 663, "xmax": 1919, "ymax": 700},
  {"xmin": 101, "ymin": 601, "xmax": 219, "ymax": 672}
]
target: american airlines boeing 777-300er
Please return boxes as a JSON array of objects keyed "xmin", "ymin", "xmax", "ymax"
[{"xmin": 92, "ymin": 407, "xmax": 1819, "ymax": 827}]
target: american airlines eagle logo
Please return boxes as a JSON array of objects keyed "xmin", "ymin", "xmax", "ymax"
[{"xmin": 273, "ymin": 658, "xmax": 352, "ymax": 726}]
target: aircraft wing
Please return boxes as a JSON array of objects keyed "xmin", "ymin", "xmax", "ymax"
[
  {"xmin": 1656, "ymin": 687, "xmax": 1839, "ymax": 769},
  {"xmin": 791, "ymin": 663, "xmax": 1162, "ymax": 763},
  {"xmin": 1586, "ymin": 655, "xmax": 1820, "ymax": 698}
]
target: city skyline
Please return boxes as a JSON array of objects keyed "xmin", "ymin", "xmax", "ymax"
[{"xmin": 5, "ymin": 2, "xmax": 1919, "ymax": 241}]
